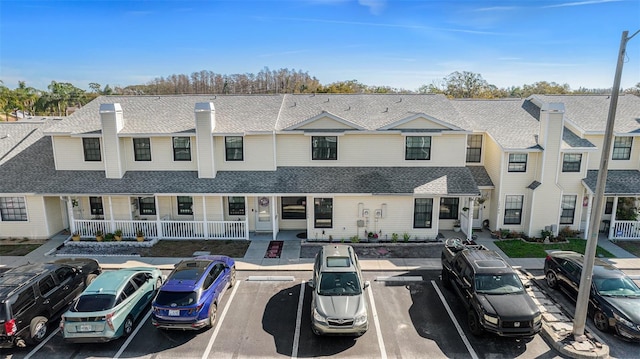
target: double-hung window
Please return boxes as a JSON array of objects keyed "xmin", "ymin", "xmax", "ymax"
[
  {"xmin": 466, "ymin": 134, "xmax": 482, "ymax": 163},
  {"xmin": 504, "ymin": 195, "xmax": 523, "ymax": 224},
  {"xmin": 83, "ymin": 138, "xmax": 101, "ymax": 162},
  {"xmin": 0, "ymin": 197, "xmax": 27, "ymax": 221},
  {"xmin": 138, "ymin": 197, "xmax": 156, "ymax": 215},
  {"xmin": 560, "ymin": 195, "xmax": 577, "ymax": 224},
  {"xmin": 312, "ymin": 136, "xmax": 337, "ymax": 160},
  {"xmin": 508, "ymin": 153, "xmax": 527, "ymax": 172},
  {"xmin": 228, "ymin": 197, "xmax": 245, "ymax": 215},
  {"xmin": 439, "ymin": 198, "xmax": 459, "ymax": 220},
  {"xmin": 133, "ymin": 138, "xmax": 151, "ymax": 161},
  {"xmin": 405, "ymin": 136, "xmax": 431, "ymax": 160},
  {"xmin": 89, "ymin": 197, "xmax": 104, "ymax": 216},
  {"xmin": 562, "ymin": 154, "xmax": 582, "ymax": 172},
  {"xmin": 225, "ymin": 136, "xmax": 243, "ymax": 161},
  {"xmin": 173, "ymin": 137, "xmax": 191, "ymax": 161},
  {"xmin": 314, "ymin": 198, "xmax": 333, "ymax": 228},
  {"xmin": 612, "ymin": 137, "xmax": 632, "ymax": 160},
  {"xmin": 413, "ymin": 198, "xmax": 433, "ymax": 228},
  {"xmin": 282, "ymin": 197, "xmax": 306, "ymax": 220},
  {"xmin": 177, "ymin": 196, "xmax": 193, "ymax": 215}
]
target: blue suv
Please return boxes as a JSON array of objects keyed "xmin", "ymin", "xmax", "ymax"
[{"xmin": 151, "ymin": 255, "xmax": 236, "ymax": 330}]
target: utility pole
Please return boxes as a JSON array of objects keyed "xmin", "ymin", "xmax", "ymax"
[{"xmin": 573, "ymin": 29, "xmax": 640, "ymax": 341}]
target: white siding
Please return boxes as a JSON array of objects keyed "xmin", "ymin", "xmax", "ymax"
[
  {"xmin": 53, "ymin": 137, "xmax": 104, "ymax": 171},
  {"xmin": 0, "ymin": 196, "xmax": 50, "ymax": 239},
  {"xmin": 215, "ymin": 135, "xmax": 275, "ymax": 170},
  {"xmin": 585, "ymin": 135, "xmax": 640, "ymax": 170},
  {"xmin": 123, "ymin": 137, "xmax": 197, "ymax": 171}
]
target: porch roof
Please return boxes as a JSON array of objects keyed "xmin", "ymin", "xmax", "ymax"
[
  {"xmin": 0, "ymin": 138, "xmax": 487, "ymax": 196},
  {"xmin": 583, "ymin": 170, "xmax": 640, "ymax": 196}
]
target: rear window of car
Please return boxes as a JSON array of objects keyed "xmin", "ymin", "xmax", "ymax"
[
  {"xmin": 0, "ymin": 303, "xmax": 8, "ymax": 320},
  {"xmin": 72, "ymin": 294, "xmax": 116, "ymax": 312},
  {"xmin": 155, "ymin": 291, "xmax": 198, "ymax": 307}
]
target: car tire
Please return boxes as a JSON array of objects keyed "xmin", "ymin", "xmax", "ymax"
[
  {"xmin": 122, "ymin": 316, "xmax": 134, "ymax": 337},
  {"xmin": 441, "ymin": 269, "xmax": 452, "ymax": 289},
  {"xmin": 207, "ymin": 302, "xmax": 218, "ymax": 328},
  {"xmin": 85, "ymin": 273, "xmax": 98, "ymax": 286},
  {"xmin": 229, "ymin": 266, "xmax": 236, "ymax": 288},
  {"xmin": 28, "ymin": 316, "xmax": 48, "ymax": 344},
  {"xmin": 593, "ymin": 310, "xmax": 610, "ymax": 332},
  {"xmin": 467, "ymin": 310, "xmax": 484, "ymax": 336},
  {"xmin": 545, "ymin": 271, "xmax": 558, "ymax": 289}
]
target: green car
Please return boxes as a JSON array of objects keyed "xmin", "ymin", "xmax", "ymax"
[{"xmin": 61, "ymin": 267, "xmax": 163, "ymax": 343}]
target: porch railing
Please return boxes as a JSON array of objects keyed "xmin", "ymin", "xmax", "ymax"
[
  {"xmin": 611, "ymin": 220, "xmax": 640, "ymax": 240},
  {"xmin": 73, "ymin": 219, "xmax": 249, "ymax": 240}
]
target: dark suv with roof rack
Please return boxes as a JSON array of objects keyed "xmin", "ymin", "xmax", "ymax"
[
  {"xmin": 0, "ymin": 258, "xmax": 101, "ymax": 348},
  {"xmin": 441, "ymin": 238, "xmax": 542, "ymax": 337}
]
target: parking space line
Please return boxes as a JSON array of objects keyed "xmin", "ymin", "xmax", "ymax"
[
  {"xmin": 24, "ymin": 327, "xmax": 59, "ymax": 359},
  {"xmin": 367, "ymin": 284, "xmax": 387, "ymax": 359},
  {"xmin": 292, "ymin": 280, "xmax": 305, "ymax": 358},
  {"xmin": 114, "ymin": 309, "xmax": 152, "ymax": 359},
  {"xmin": 201, "ymin": 281, "xmax": 241, "ymax": 359},
  {"xmin": 431, "ymin": 280, "xmax": 478, "ymax": 359}
]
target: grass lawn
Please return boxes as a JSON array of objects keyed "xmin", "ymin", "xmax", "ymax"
[
  {"xmin": 612, "ymin": 241, "xmax": 640, "ymax": 257},
  {"xmin": 137, "ymin": 240, "xmax": 251, "ymax": 258},
  {"xmin": 495, "ymin": 238, "xmax": 615, "ymax": 258},
  {"xmin": 0, "ymin": 244, "xmax": 43, "ymax": 256}
]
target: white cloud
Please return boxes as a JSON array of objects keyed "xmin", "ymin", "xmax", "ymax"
[
  {"xmin": 358, "ymin": 0, "xmax": 386, "ymax": 15},
  {"xmin": 542, "ymin": 0, "xmax": 620, "ymax": 8}
]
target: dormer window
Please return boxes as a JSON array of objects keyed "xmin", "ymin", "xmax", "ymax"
[
  {"xmin": 312, "ymin": 136, "xmax": 337, "ymax": 160},
  {"xmin": 225, "ymin": 136, "xmax": 244, "ymax": 161},
  {"xmin": 405, "ymin": 136, "xmax": 431, "ymax": 160},
  {"xmin": 133, "ymin": 138, "xmax": 151, "ymax": 161},
  {"xmin": 466, "ymin": 134, "xmax": 482, "ymax": 163},
  {"xmin": 562, "ymin": 153, "xmax": 582, "ymax": 172},
  {"xmin": 612, "ymin": 137, "xmax": 632, "ymax": 160},
  {"xmin": 82, "ymin": 138, "xmax": 101, "ymax": 162}
]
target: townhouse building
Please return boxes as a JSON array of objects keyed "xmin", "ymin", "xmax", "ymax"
[{"xmin": 1, "ymin": 94, "xmax": 639, "ymax": 242}]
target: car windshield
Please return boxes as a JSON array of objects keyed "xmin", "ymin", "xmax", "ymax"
[
  {"xmin": 318, "ymin": 272, "xmax": 361, "ymax": 296},
  {"xmin": 594, "ymin": 276, "xmax": 640, "ymax": 297},
  {"xmin": 155, "ymin": 291, "xmax": 199, "ymax": 307},
  {"xmin": 474, "ymin": 273, "xmax": 525, "ymax": 295},
  {"xmin": 72, "ymin": 294, "xmax": 116, "ymax": 312}
]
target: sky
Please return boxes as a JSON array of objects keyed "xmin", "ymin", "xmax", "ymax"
[{"xmin": 1, "ymin": 0, "xmax": 639, "ymax": 92}]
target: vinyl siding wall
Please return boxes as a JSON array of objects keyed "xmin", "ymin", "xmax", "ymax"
[{"xmin": 53, "ymin": 136, "xmax": 104, "ymax": 171}]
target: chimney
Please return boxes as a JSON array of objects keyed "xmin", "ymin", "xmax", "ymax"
[
  {"xmin": 195, "ymin": 102, "xmax": 216, "ymax": 178},
  {"xmin": 99, "ymin": 103, "xmax": 124, "ymax": 178}
]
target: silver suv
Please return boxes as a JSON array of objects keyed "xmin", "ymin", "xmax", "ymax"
[{"xmin": 309, "ymin": 244, "xmax": 369, "ymax": 336}]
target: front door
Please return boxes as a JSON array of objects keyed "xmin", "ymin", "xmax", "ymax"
[
  {"xmin": 255, "ymin": 197, "xmax": 272, "ymax": 232},
  {"xmin": 472, "ymin": 200, "xmax": 482, "ymax": 228}
]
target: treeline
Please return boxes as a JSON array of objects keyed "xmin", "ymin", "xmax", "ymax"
[{"xmin": 1, "ymin": 68, "xmax": 639, "ymax": 118}]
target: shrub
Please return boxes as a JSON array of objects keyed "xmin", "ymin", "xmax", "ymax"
[
  {"xmin": 403, "ymin": 232, "xmax": 411, "ymax": 242},
  {"xmin": 350, "ymin": 235, "xmax": 360, "ymax": 243},
  {"xmin": 391, "ymin": 233, "xmax": 399, "ymax": 243}
]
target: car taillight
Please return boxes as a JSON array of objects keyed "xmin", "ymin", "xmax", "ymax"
[
  {"xmin": 188, "ymin": 303, "xmax": 204, "ymax": 315},
  {"xmin": 105, "ymin": 313, "xmax": 114, "ymax": 330},
  {"xmin": 4, "ymin": 319, "xmax": 16, "ymax": 336},
  {"xmin": 545, "ymin": 255, "xmax": 552, "ymax": 261}
]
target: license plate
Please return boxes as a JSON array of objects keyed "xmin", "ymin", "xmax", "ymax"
[
  {"xmin": 514, "ymin": 322, "xmax": 521, "ymax": 327},
  {"xmin": 168, "ymin": 310, "xmax": 180, "ymax": 316},
  {"xmin": 79, "ymin": 324, "xmax": 92, "ymax": 332}
]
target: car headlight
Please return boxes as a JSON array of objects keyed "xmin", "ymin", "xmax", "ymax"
[
  {"xmin": 483, "ymin": 314, "xmax": 499, "ymax": 325},
  {"xmin": 614, "ymin": 312, "xmax": 635, "ymax": 328},
  {"xmin": 313, "ymin": 308, "xmax": 326, "ymax": 323},
  {"xmin": 533, "ymin": 313, "xmax": 542, "ymax": 323},
  {"xmin": 354, "ymin": 313, "xmax": 368, "ymax": 326}
]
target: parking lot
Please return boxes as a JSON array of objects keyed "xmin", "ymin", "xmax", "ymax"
[{"xmin": 1, "ymin": 269, "xmax": 560, "ymax": 359}]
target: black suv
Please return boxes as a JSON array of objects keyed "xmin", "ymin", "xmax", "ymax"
[
  {"xmin": 0, "ymin": 258, "xmax": 101, "ymax": 348},
  {"xmin": 441, "ymin": 239, "xmax": 542, "ymax": 337}
]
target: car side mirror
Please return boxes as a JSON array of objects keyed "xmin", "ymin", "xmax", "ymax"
[
  {"xmin": 364, "ymin": 281, "xmax": 370, "ymax": 289},
  {"xmin": 308, "ymin": 280, "xmax": 315, "ymax": 289}
]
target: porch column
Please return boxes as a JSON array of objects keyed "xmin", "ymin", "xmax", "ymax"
[
  {"xmin": 155, "ymin": 195, "xmax": 162, "ymax": 239},
  {"xmin": 202, "ymin": 196, "xmax": 208, "ymax": 239},
  {"xmin": 583, "ymin": 194, "xmax": 593, "ymax": 240},
  {"xmin": 271, "ymin": 195, "xmax": 277, "ymax": 240},
  {"xmin": 108, "ymin": 196, "xmax": 115, "ymax": 233},
  {"xmin": 67, "ymin": 197, "xmax": 75, "ymax": 234},
  {"xmin": 609, "ymin": 196, "xmax": 619, "ymax": 239},
  {"xmin": 467, "ymin": 198, "xmax": 474, "ymax": 241}
]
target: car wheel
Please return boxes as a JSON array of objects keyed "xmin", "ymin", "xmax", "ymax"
[
  {"xmin": 545, "ymin": 271, "xmax": 558, "ymax": 289},
  {"xmin": 467, "ymin": 310, "xmax": 484, "ymax": 336},
  {"xmin": 155, "ymin": 277, "xmax": 163, "ymax": 291},
  {"xmin": 207, "ymin": 302, "xmax": 218, "ymax": 328},
  {"xmin": 593, "ymin": 310, "xmax": 610, "ymax": 332},
  {"xmin": 441, "ymin": 269, "xmax": 452, "ymax": 289},
  {"xmin": 122, "ymin": 316, "xmax": 134, "ymax": 337},
  {"xmin": 28, "ymin": 316, "xmax": 48, "ymax": 344},
  {"xmin": 85, "ymin": 273, "xmax": 98, "ymax": 286},
  {"xmin": 229, "ymin": 266, "xmax": 236, "ymax": 288}
]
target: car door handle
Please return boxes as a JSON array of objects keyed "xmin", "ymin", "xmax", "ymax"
[
  {"xmin": 63, "ymin": 285, "xmax": 69, "ymax": 290},
  {"xmin": 43, "ymin": 299, "xmax": 50, "ymax": 305}
]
